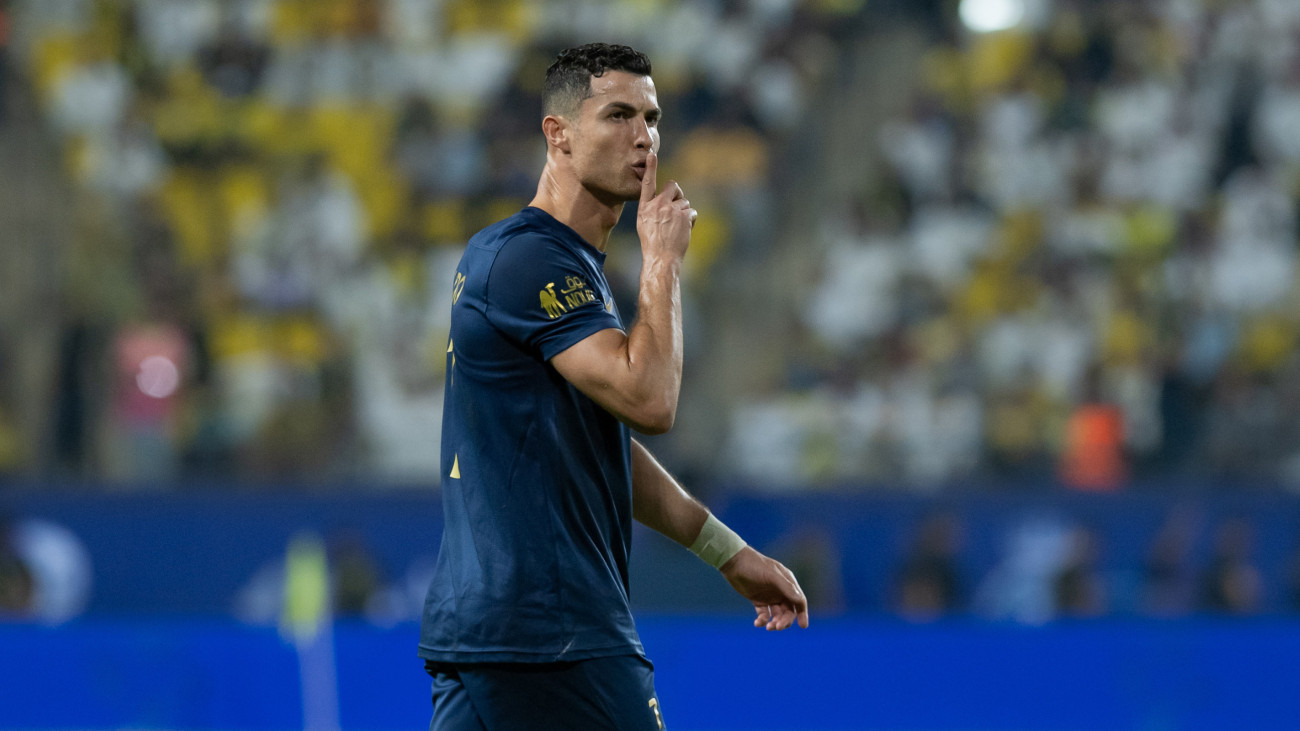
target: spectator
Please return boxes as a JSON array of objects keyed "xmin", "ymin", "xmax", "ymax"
[
  {"xmin": 1141, "ymin": 507, "xmax": 1199, "ymax": 617},
  {"xmin": 0, "ymin": 515, "xmax": 93, "ymax": 623},
  {"xmin": 329, "ymin": 531, "xmax": 384, "ymax": 619},
  {"xmin": 1051, "ymin": 525, "xmax": 1108, "ymax": 617},
  {"xmin": 1199, "ymin": 518, "xmax": 1263, "ymax": 615},
  {"xmin": 1058, "ymin": 365, "xmax": 1127, "ymax": 491},
  {"xmin": 893, "ymin": 512, "xmax": 964, "ymax": 620},
  {"xmin": 195, "ymin": 17, "xmax": 270, "ymax": 98},
  {"xmin": 50, "ymin": 37, "xmax": 132, "ymax": 139},
  {"xmin": 104, "ymin": 292, "xmax": 195, "ymax": 483},
  {"xmin": 0, "ymin": 515, "xmax": 35, "ymax": 616},
  {"xmin": 974, "ymin": 516, "xmax": 1074, "ymax": 624},
  {"xmin": 390, "ymin": 94, "xmax": 488, "ymax": 202},
  {"xmin": 765, "ymin": 523, "xmax": 846, "ymax": 615}
]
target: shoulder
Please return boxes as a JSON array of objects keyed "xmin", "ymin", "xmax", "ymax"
[
  {"xmin": 470, "ymin": 209, "xmax": 559, "ymax": 249},
  {"xmin": 479, "ymin": 213, "xmax": 590, "ymax": 282}
]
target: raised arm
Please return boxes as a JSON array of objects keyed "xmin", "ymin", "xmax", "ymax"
[
  {"xmin": 550, "ymin": 149, "xmax": 695, "ymax": 434},
  {"xmin": 631, "ymin": 439, "xmax": 809, "ymax": 631}
]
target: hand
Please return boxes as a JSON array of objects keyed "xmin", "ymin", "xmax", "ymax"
[
  {"xmin": 720, "ymin": 546, "xmax": 809, "ymax": 631},
  {"xmin": 636, "ymin": 149, "xmax": 696, "ymax": 262}
]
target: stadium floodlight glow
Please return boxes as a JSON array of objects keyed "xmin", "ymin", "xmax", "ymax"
[{"xmin": 959, "ymin": 0, "xmax": 1025, "ymax": 33}]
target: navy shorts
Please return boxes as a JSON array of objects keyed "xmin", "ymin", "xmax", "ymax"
[{"xmin": 426, "ymin": 655, "xmax": 666, "ymax": 731}]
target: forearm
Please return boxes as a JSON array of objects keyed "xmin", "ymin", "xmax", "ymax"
[
  {"xmin": 551, "ymin": 255, "xmax": 683, "ymax": 435},
  {"xmin": 621, "ymin": 254, "xmax": 683, "ymax": 428},
  {"xmin": 631, "ymin": 440, "xmax": 805, "ymax": 629},
  {"xmin": 630, "ymin": 437, "xmax": 707, "ymax": 547}
]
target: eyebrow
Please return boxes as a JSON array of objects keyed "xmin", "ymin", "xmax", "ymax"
[{"xmin": 602, "ymin": 101, "xmax": 661, "ymax": 119}]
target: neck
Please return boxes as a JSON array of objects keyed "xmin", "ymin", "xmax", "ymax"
[{"xmin": 528, "ymin": 159, "xmax": 624, "ymax": 252}]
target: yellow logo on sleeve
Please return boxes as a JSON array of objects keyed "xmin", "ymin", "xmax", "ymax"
[
  {"xmin": 540, "ymin": 283, "xmax": 567, "ymax": 319},
  {"xmin": 452, "ymin": 272, "xmax": 466, "ymax": 304},
  {"xmin": 540, "ymin": 276, "xmax": 598, "ymax": 319}
]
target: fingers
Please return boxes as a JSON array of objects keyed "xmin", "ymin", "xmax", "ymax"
[
  {"xmin": 758, "ymin": 604, "xmax": 795, "ymax": 631},
  {"xmin": 640, "ymin": 148, "xmax": 658, "ymax": 203},
  {"xmin": 748, "ymin": 563, "xmax": 809, "ymax": 632},
  {"xmin": 753, "ymin": 602, "xmax": 805, "ymax": 631},
  {"xmin": 783, "ymin": 568, "xmax": 809, "ymax": 628},
  {"xmin": 767, "ymin": 605, "xmax": 795, "ymax": 631},
  {"xmin": 669, "ymin": 193, "xmax": 697, "ymax": 228}
]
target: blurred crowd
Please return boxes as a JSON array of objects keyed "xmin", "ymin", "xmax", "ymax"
[
  {"xmin": 4, "ymin": 0, "xmax": 1300, "ymax": 493},
  {"xmin": 885, "ymin": 508, "xmax": 1300, "ymax": 622},
  {"xmin": 11, "ymin": 500, "xmax": 1300, "ymax": 623},
  {"xmin": 2, "ymin": 0, "xmax": 856, "ymax": 484},
  {"xmin": 727, "ymin": 0, "xmax": 1300, "ymax": 490}
]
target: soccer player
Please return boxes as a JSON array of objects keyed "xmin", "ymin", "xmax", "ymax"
[{"xmin": 420, "ymin": 43, "xmax": 808, "ymax": 730}]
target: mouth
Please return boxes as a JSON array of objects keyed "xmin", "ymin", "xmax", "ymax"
[{"xmin": 632, "ymin": 163, "xmax": 646, "ymax": 180}]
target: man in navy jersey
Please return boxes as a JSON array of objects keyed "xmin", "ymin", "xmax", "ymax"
[{"xmin": 421, "ymin": 43, "xmax": 808, "ymax": 730}]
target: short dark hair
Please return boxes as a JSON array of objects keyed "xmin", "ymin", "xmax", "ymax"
[{"xmin": 542, "ymin": 43, "xmax": 652, "ymax": 118}]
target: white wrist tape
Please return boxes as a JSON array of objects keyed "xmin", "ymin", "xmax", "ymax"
[{"xmin": 688, "ymin": 513, "xmax": 747, "ymax": 569}]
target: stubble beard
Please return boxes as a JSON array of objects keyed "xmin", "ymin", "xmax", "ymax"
[{"xmin": 583, "ymin": 172, "xmax": 640, "ymax": 208}]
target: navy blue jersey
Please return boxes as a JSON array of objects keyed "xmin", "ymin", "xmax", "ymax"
[{"xmin": 420, "ymin": 207, "xmax": 642, "ymax": 663}]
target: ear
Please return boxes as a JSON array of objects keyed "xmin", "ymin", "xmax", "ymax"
[{"xmin": 542, "ymin": 115, "xmax": 571, "ymax": 154}]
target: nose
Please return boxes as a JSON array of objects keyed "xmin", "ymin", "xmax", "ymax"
[{"xmin": 634, "ymin": 118, "xmax": 653, "ymax": 149}]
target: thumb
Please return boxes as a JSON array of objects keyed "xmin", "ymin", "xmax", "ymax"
[{"xmin": 640, "ymin": 148, "xmax": 658, "ymax": 203}]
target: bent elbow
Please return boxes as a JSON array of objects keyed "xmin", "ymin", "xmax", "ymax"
[
  {"xmin": 627, "ymin": 398, "xmax": 677, "ymax": 435},
  {"xmin": 635, "ymin": 411, "xmax": 675, "ymax": 436}
]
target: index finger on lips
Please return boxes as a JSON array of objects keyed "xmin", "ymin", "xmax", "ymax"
[{"xmin": 640, "ymin": 149, "xmax": 658, "ymax": 203}]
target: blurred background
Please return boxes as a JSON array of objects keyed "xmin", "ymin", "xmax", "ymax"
[{"xmin": 3, "ymin": 0, "xmax": 1300, "ymax": 729}]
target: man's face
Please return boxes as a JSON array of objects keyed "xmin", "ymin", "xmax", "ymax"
[{"xmin": 566, "ymin": 71, "xmax": 661, "ymax": 203}]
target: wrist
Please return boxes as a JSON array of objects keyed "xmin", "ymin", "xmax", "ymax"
[
  {"xmin": 640, "ymin": 253, "xmax": 683, "ymax": 278},
  {"xmin": 688, "ymin": 513, "xmax": 747, "ymax": 569}
]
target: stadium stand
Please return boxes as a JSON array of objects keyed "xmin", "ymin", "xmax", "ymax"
[
  {"xmin": 5, "ymin": 0, "xmax": 860, "ymax": 484},
  {"xmin": 3, "ymin": 0, "xmax": 1300, "ymax": 493},
  {"xmin": 724, "ymin": 0, "xmax": 1300, "ymax": 490}
]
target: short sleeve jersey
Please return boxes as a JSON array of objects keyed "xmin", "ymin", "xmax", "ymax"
[{"xmin": 419, "ymin": 207, "xmax": 643, "ymax": 663}]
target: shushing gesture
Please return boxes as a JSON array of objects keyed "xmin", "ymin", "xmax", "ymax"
[{"xmin": 636, "ymin": 149, "xmax": 696, "ymax": 262}]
